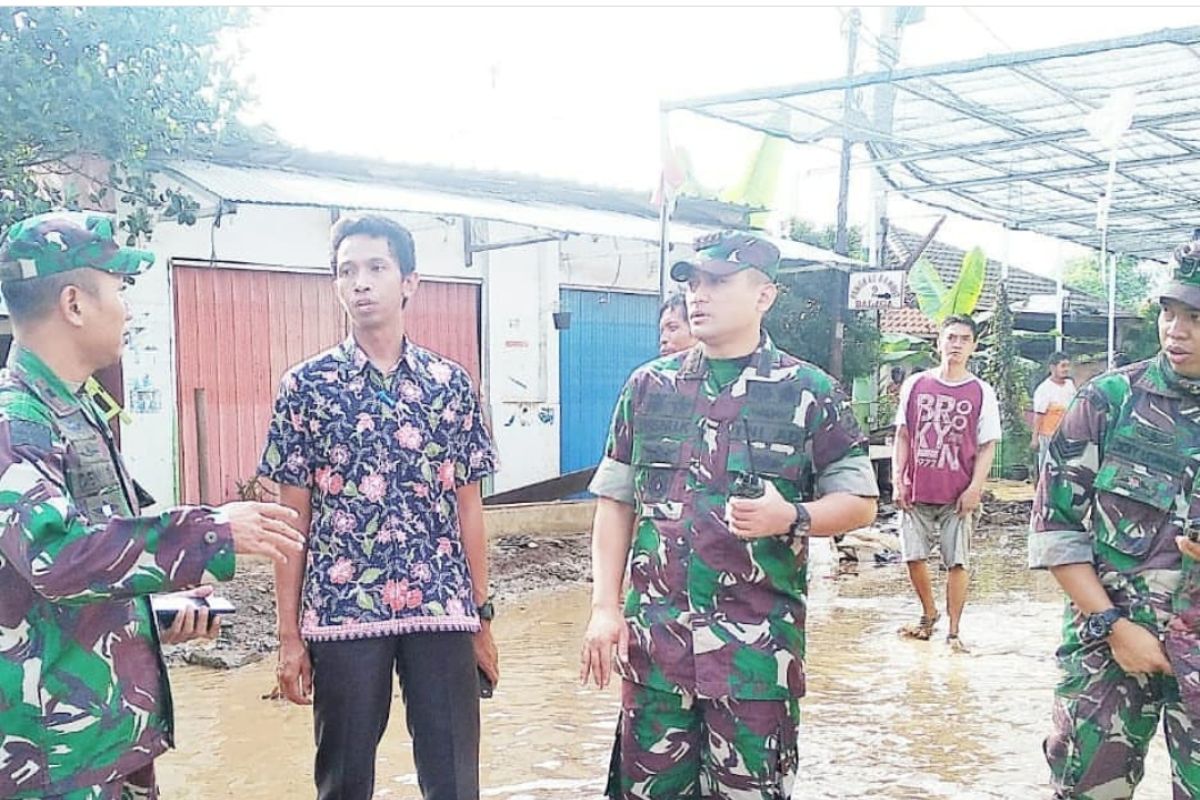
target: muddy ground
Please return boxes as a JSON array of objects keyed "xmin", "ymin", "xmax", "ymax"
[
  {"xmin": 164, "ymin": 531, "xmax": 595, "ymax": 668},
  {"xmin": 166, "ymin": 488, "xmax": 1034, "ymax": 669}
]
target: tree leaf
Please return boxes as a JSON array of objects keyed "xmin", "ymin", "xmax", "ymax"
[
  {"xmin": 907, "ymin": 258, "xmax": 947, "ymax": 321},
  {"xmin": 940, "ymin": 247, "xmax": 987, "ymax": 319}
]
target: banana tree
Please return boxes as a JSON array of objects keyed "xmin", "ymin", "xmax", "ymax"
[
  {"xmin": 871, "ymin": 247, "xmax": 988, "ymax": 427},
  {"xmin": 908, "ymin": 247, "xmax": 987, "ymax": 324},
  {"xmin": 879, "ymin": 332, "xmax": 935, "ymax": 370}
]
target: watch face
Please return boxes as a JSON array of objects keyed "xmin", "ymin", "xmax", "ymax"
[{"xmin": 1084, "ymin": 614, "xmax": 1108, "ymax": 641}]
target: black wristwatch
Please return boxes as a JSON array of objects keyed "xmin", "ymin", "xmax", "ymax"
[
  {"xmin": 1080, "ymin": 607, "xmax": 1126, "ymax": 643},
  {"xmin": 477, "ymin": 600, "xmax": 496, "ymax": 622},
  {"xmin": 789, "ymin": 502, "xmax": 812, "ymax": 538}
]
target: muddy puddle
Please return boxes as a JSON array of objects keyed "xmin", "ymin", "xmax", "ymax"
[{"xmin": 158, "ymin": 527, "xmax": 1173, "ymax": 799}]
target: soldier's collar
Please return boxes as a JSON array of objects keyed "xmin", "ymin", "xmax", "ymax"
[
  {"xmin": 7, "ymin": 345, "xmax": 85, "ymax": 417},
  {"xmin": 1147, "ymin": 352, "xmax": 1200, "ymax": 398},
  {"xmin": 677, "ymin": 331, "xmax": 779, "ymax": 381},
  {"xmin": 334, "ymin": 334, "xmax": 421, "ymax": 377}
]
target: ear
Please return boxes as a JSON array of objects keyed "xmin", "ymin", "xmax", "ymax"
[
  {"xmin": 58, "ymin": 284, "xmax": 87, "ymax": 328},
  {"xmin": 402, "ymin": 271, "xmax": 421, "ymax": 300},
  {"xmin": 756, "ymin": 281, "xmax": 779, "ymax": 314}
]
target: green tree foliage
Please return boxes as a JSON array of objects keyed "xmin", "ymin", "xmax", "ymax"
[
  {"xmin": 787, "ymin": 218, "xmax": 867, "ymax": 262},
  {"xmin": 764, "ymin": 271, "xmax": 878, "ymax": 381},
  {"xmin": 763, "ymin": 218, "xmax": 874, "ymax": 380},
  {"xmin": 0, "ymin": 7, "xmax": 253, "ymax": 238},
  {"xmin": 907, "ymin": 248, "xmax": 986, "ymax": 324},
  {"xmin": 1062, "ymin": 253, "xmax": 1155, "ymax": 310},
  {"xmin": 977, "ymin": 282, "xmax": 1032, "ymax": 472}
]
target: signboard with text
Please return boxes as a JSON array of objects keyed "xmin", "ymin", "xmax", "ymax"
[{"xmin": 848, "ymin": 270, "xmax": 905, "ymax": 310}]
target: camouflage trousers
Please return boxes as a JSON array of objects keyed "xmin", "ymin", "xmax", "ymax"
[
  {"xmin": 1046, "ymin": 630, "xmax": 1200, "ymax": 800},
  {"xmin": 43, "ymin": 763, "xmax": 157, "ymax": 800},
  {"xmin": 605, "ymin": 680, "xmax": 799, "ymax": 800}
]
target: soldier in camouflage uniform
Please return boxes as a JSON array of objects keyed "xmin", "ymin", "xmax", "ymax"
[
  {"xmin": 0, "ymin": 212, "xmax": 305, "ymax": 800},
  {"xmin": 580, "ymin": 231, "xmax": 879, "ymax": 799},
  {"xmin": 1029, "ymin": 234, "xmax": 1200, "ymax": 800}
]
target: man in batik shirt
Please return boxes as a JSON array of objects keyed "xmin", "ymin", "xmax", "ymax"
[{"xmin": 262, "ymin": 214, "xmax": 499, "ymax": 800}]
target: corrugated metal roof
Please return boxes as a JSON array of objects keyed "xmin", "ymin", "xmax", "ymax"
[
  {"xmin": 162, "ymin": 160, "xmax": 862, "ymax": 268},
  {"xmin": 667, "ymin": 26, "xmax": 1200, "ymax": 261}
]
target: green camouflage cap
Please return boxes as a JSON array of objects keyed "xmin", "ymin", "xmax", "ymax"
[
  {"xmin": 0, "ymin": 211, "xmax": 154, "ymax": 283},
  {"xmin": 670, "ymin": 230, "xmax": 781, "ymax": 282},
  {"xmin": 1162, "ymin": 229, "xmax": 1200, "ymax": 310}
]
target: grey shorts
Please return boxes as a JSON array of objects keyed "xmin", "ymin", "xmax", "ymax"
[{"xmin": 900, "ymin": 502, "xmax": 975, "ymax": 568}]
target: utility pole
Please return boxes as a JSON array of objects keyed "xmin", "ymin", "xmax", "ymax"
[
  {"xmin": 830, "ymin": 8, "xmax": 860, "ymax": 381},
  {"xmin": 834, "ymin": 9, "xmax": 860, "ymax": 259}
]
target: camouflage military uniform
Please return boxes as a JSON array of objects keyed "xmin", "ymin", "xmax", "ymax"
[
  {"xmin": 1029, "ymin": 354, "xmax": 1200, "ymax": 799},
  {"xmin": 590, "ymin": 332, "xmax": 878, "ymax": 799},
  {"xmin": 0, "ymin": 213, "xmax": 237, "ymax": 798}
]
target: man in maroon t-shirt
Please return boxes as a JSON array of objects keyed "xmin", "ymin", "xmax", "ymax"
[{"xmin": 892, "ymin": 315, "xmax": 1001, "ymax": 651}]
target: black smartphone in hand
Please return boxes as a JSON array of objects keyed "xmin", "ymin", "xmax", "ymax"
[{"xmin": 478, "ymin": 667, "xmax": 494, "ymax": 699}]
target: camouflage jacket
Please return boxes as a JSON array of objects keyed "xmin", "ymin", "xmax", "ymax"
[
  {"xmin": 1029, "ymin": 354, "xmax": 1200, "ymax": 710},
  {"xmin": 0, "ymin": 347, "xmax": 235, "ymax": 798},
  {"xmin": 590, "ymin": 334, "xmax": 878, "ymax": 700}
]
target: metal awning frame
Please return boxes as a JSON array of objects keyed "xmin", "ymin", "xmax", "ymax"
[{"xmin": 665, "ymin": 25, "xmax": 1200, "ymax": 262}]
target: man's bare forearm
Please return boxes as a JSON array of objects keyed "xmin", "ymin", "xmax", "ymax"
[
  {"xmin": 803, "ymin": 493, "xmax": 877, "ymax": 537},
  {"xmin": 969, "ymin": 440, "xmax": 997, "ymax": 489},
  {"xmin": 275, "ymin": 484, "xmax": 312, "ymax": 642},
  {"xmin": 1050, "ymin": 562, "xmax": 1114, "ymax": 615},
  {"xmin": 892, "ymin": 425, "xmax": 910, "ymax": 479},
  {"xmin": 457, "ymin": 482, "xmax": 489, "ymax": 605},
  {"xmin": 591, "ymin": 498, "xmax": 635, "ymax": 610}
]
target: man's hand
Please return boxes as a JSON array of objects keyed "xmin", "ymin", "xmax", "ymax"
[
  {"xmin": 219, "ymin": 501, "xmax": 306, "ymax": 565},
  {"xmin": 475, "ymin": 622, "xmax": 499, "ymax": 687},
  {"xmin": 1108, "ymin": 619, "xmax": 1173, "ymax": 675},
  {"xmin": 956, "ymin": 483, "xmax": 984, "ymax": 518},
  {"xmin": 159, "ymin": 585, "xmax": 220, "ymax": 645},
  {"xmin": 580, "ymin": 604, "xmax": 628, "ymax": 689},
  {"xmin": 1177, "ymin": 535, "xmax": 1200, "ymax": 562},
  {"xmin": 894, "ymin": 475, "xmax": 912, "ymax": 511},
  {"xmin": 276, "ymin": 635, "xmax": 314, "ymax": 705},
  {"xmin": 727, "ymin": 480, "xmax": 796, "ymax": 539}
]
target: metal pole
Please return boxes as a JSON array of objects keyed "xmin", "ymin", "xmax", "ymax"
[
  {"xmin": 834, "ymin": 9, "xmax": 860, "ymax": 257},
  {"xmin": 658, "ymin": 182, "xmax": 671, "ymax": 299},
  {"xmin": 658, "ymin": 113, "xmax": 672, "ymax": 300},
  {"xmin": 830, "ymin": 9, "xmax": 860, "ymax": 381},
  {"xmin": 1056, "ymin": 250, "xmax": 1065, "ymax": 352},
  {"xmin": 1103, "ymin": 149, "xmax": 1119, "ymax": 370}
]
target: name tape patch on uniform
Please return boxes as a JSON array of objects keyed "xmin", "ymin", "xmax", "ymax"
[{"xmin": 8, "ymin": 418, "xmax": 52, "ymax": 451}]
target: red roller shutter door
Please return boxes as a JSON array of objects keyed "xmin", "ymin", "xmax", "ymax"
[{"xmin": 173, "ymin": 264, "xmax": 480, "ymax": 504}]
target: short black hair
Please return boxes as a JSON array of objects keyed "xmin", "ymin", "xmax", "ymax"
[
  {"xmin": 330, "ymin": 214, "xmax": 416, "ymax": 275},
  {"xmin": 659, "ymin": 292, "xmax": 688, "ymax": 319},
  {"xmin": 940, "ymin": 314, "xmax": 977, "ymax": 339},
  {"xmin": 1048, "ymin": 351, "xmax": 1070, "ymax": 366},
  {"xmin": 1, "ymin": 269, "xmax": 100, "ymax": 325}
]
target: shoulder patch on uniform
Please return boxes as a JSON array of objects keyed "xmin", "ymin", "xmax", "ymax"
[{"xmin": 8, "ymin": 418, "xmax": 52, "ymax": 451}]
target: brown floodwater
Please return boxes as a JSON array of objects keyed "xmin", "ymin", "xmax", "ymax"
[{"xmin": 158, "ymin": 528, "xmax": 1172, "ymax": 799}]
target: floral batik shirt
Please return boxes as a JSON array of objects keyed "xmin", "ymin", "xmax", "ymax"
[{"xmin": 259, "ymin": 336, "xmax": 498, "ymax": 642}]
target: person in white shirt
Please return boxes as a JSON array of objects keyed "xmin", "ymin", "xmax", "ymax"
[{"xmin": 1030, "ymin": 353, "xmax": 1076, "ymax": 472}]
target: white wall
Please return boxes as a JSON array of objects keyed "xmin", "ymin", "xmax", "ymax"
[
  {"xmin": 478, "ymin": 220, "xmax": 561, "ymax": 493},
  {"xmin": 559, "ymin": 234, "xmax": 662, "ymax": 292}
]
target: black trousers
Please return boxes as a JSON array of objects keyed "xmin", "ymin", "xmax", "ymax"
[{"xmin": 309, "ymin": 632, "xmax": 480, "ymax": 800}]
